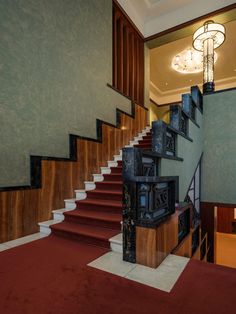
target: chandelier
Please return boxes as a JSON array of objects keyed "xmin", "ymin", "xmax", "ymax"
[
  {"xmin": 193, "ymin": 20, "xmax": 225, "ymax": 93},
  {"xmin": 171, "ymin": 48, "xmax": 217, "ymax": 74}
]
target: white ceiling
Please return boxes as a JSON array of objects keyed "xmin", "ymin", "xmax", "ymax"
[{"xmin": 117, "ymin": 0, "xmax": 236, "ymax": 37}]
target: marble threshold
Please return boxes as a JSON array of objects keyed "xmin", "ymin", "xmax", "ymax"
[
  {"xmin": 88, "ymin": 252, "xmax": 189, "ymax": 293},
  {"xmin": 0, "ymin": 233, "xmax": 48, "ymax": 252}
]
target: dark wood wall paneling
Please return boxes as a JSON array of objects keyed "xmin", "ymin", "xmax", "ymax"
[
  {"xmin": 113, "ymin": 2, "xmax": 144, "ymax": 106},
  {"xmin": 0, "ymin": 105, "xmax": 148, "ymax": 243},
  {"xmin": 216, "ymin": 206, "xmax": 236, "ymax": 233}
]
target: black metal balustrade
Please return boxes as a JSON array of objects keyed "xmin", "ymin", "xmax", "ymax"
[
  {"xmin": 152, "ymin": 120, "xmax": 177, "ymax": 157},
  {"xmin": 122, "ymin": 147, "xmax": 178, "ymax": 263},
  {"xmin": 178, "ymin": 207, "xmax": 190, "ymax": 243},
  {"xmin": 182, "ymin": 93, "xmax": 196, "ymax": 121},
  {"xmin": 192, "ymin": 225, "xmax": 200, "ymax": 255},
  {"xmin": 200, "ymin": 237, "xmax": 207, "ymax": 260},
  {"xmin": 191, "ymin": 85, "xmax": 203, "ymax": 112},
  {"xmin": 170, "ymin": 105, "xmax": 189, "ymax": 136}
]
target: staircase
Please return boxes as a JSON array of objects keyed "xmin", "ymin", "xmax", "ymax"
[
  {"xmin": 39, "ymin": 87, "xmax": 203, "ymax": 252},
  {"xmin": 39, "ymin": 127, "xmax": 152, "ymax": 248}
]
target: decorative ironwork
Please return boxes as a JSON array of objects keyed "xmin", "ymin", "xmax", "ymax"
[
  {"xmin": 122, "ymin": 147, "xmax": 178, "ymax": 262},
  {"xmin": 178, "ymin": 208, "xmax": 190, "ymax": 243},
  {"xmin": 152, "ymin": 121, "xmax": 176, "ymax": 157},
  {"xmin": 180, "ymin": 114, "xmax": 188, "ymax": 135},
  {"xmin": 142, "ymin": 157, "xmax": 156, "ymax": 176},
  {"xmin": 184, "ymin": 159, "xmax": 202, "ymax": 228},
  {"xmin": 191, "ymin": 104, "xmax": 196, "ymax": 120},
  {"xmin": 123, "ymin": 183, "xmax": 136, "ymax": 263},
  {"xmin": 166, "ymin": 131, "xmax": 176, "ymax": 156},
  {"xmin": 191, "ymin": 85, "xmax": 203, "ymax": 111},
  {"xmin": 170, "ymin": 105, "xmax": 189, "ymax": 136},
  {"xmin": 182, "ymin": 93, "xmax": 197, "ymax": 122},
  {"xmin": 137, "ymin": 182, "xmax": 172, "ymax": 224}
]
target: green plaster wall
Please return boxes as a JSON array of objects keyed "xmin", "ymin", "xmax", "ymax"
[
  {"xmin": 160, "ymin": 110, "xmax": 203, "ymax": 201},
  {"xmin": 0, "ymin": 0, "xmax": 131, "ymax": 187},
  {"xmin": 202, "ymin": 90, "xmax": 236, "ymax": 204}
]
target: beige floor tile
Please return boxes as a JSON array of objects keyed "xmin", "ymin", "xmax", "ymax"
[
  {"xmin": 0, "ymin": 244, "xmax": 9, "ymax": 252},
  {"xmin": 88, "ymin": 251, "xmax": 136, "ymax": 277},
  {"xmin": 3, "ymin": 233, "xmax": 48, "ymax": 248},
  {"xmin": 126, "ymin": 262, "xmax": 182, "ymax": 292}
]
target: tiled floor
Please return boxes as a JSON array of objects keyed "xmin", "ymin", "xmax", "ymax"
[
  {"xmin": 88, "ymin": 252, "xmax": 189, "ymax": 292},
  {"xmin": 0, "ymin": 233, "xmax": 48, "ymax": 251}
]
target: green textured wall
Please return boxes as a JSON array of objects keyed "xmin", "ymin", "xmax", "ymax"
[
  {"xmin": 202, "ymin": 90, "xmax": 236, "ymax": 204},
  {"xmin": 0, "ymin": 0, "xmax": 131, "ymax": 187},
  {"xmin": 160, "ymin": 110, "xmax": 203, "ymax": 201}
]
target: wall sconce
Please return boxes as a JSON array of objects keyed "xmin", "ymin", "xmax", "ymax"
[{"xmin": 193, "ymin": 20, "xmax": 225, "ymax": 93}]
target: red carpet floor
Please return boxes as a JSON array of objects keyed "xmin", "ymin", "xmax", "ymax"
[{"xmin": 0, "ymin": 235, "xmax": 236, "ymax": 314}]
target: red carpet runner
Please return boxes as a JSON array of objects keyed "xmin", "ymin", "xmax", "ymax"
[{"xmin": 50, "ymin": 132, "xmax": 152, "ymax": 248}]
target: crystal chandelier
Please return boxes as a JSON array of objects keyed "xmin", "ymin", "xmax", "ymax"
[
  {"xmin": 172, "ymin": 48, "xmax": 217, "ymax": 74},
  {"xmin": 193, "ymin": 20, "xmax": 226, "ymax": 93}
]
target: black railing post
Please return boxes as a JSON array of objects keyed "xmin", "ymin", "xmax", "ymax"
[
  {"xmin": 152, "ymin": 120, "xmax": 167, "ymax": 155},
  {"xmin": 122, "ymin": 147, "xmax": 143, "ymax": 263},
  {"xmin": 191, "ymin": 85, "xmax": 203, "ymax": 112},
  {"xmin": 170, "ymin": 105, "xmax": 181, "ymax": 131},
  {"xmin": 182, "ymin": 93, "xmax": 196, "ymax": 121}
]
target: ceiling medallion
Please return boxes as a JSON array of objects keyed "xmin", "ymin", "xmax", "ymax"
[{"xmin": 171, "ymin": 48, "xmax": 217, "ymax": 74}]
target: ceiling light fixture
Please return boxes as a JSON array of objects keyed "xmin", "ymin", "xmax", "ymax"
[
  {"xmin": 193, "ymin": 20, "xmax": 225, "ymax": 93},
  {"xmin": 171, "ymin": 48, "xmax": 217, "ymax": 74}
]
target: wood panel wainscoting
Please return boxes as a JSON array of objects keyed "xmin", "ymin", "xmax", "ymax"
[
  {"xmin": 0, "ymin": 103, "xmax": 148, "ymax": 243},
  {"xmin": 113, "ymin": 1, "xmax": 144, "ymax": 106}
]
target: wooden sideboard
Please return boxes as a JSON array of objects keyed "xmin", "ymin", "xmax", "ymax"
[{"xmin": 136, "ymin": 203, "xmax": 209, "ymax": 268}]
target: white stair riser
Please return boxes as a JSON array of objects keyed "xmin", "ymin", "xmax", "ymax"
[
  {"xmin": 53, "ymin": 212, "xmax": 65, "ymax": 221},
  {"xmin": 100, "ymin": 167, "xmax": 111, "ymax": 174},
  {"xmin": 134, "ymin": 136, "xmax": 143, "ymax": 141},
  {"xmin": 75, "ymin": 190, "xmax": 87, "ymax": 200},
  {"xmin": 85, "ymin": 182, "xmax": 96, "ymax": 191},
  {"xmin": 114, "ymin": 155, "xmax": 122, "ymax": 161},
  {"xmin": 129, "ymin": 140, "xmax": 139, "ymax": 146},
  {"xmin": 107, "ymin": 161, "xmax": 118, "ymax": 168},
  {"xmin": 39, "ymin": 225, "xmax": 52, "ymax": 235},
  {"xmin": 65, "ymin": 200, "xmax": 76, "ymax": 210},
  {"xmin": 93, "ymin": 174, "xmax": 104, "ymax": 182}
]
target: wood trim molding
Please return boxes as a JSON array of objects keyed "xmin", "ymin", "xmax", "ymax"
[
  {"xmin": 201, "ymin": 201, "xmax": 236, "ymax": 208},
  {"xmin": 150, "ymin": 98, "xmax": 181, "ymax": 107}
]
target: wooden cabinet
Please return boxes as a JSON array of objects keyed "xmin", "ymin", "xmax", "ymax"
[
  {"xmin": 136, "ymin": 204, "xmax": 210, "ymax": 268},
  {"xmin": 136, "ymin": 213, "xmax": 178, "ymax": 268}
]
